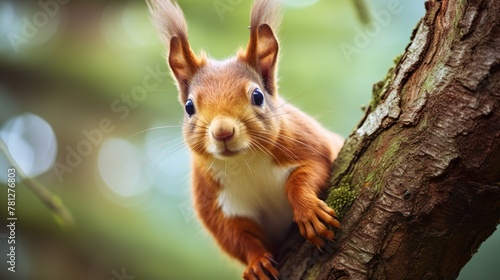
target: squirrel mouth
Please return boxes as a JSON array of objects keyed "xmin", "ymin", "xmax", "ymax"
[
  {"xmin": 213, "ymin": 143, "xmax": 248, "ymax": 158},
  {"xmin": 220, "ymin": 149, "xmax": 239, "ymax": 157}
]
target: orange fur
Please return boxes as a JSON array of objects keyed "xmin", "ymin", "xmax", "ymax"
[{"xmin": 149, "ymin": 1, "xmax": 343, "ymax": 279}]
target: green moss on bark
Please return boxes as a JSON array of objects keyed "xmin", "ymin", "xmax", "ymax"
[
  {"xmin": 370, "ymin": 54, "xmax": 403, "ymax": 110},
  {"xmin": 326, "ymin": 176, "xmax": 359, "ymax": 219}
]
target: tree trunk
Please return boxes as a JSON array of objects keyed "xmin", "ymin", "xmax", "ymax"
[{"xmin": 277, "ymin": 0, "xmax": 500, "ymax": 279}]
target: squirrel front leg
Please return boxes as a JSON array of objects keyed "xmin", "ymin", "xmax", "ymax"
[
  {"xmin": 286, "ymin": 161, "xmax": 341, "ymax": 247},
  {"xmin": 193, "ymin": 173, "xmax": 278, "ymax": 280},
  {"xmin": 219, "ymin": 217, "xmax": 279, "ymax": 280},
  {"xmin": 198, "ymin": 207, "xmax": 279, "ymax": 280}
]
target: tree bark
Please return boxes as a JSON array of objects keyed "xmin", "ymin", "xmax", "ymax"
[{"xmin": 277, "ymin": 0, "xmax": 500, "ymax": 279}]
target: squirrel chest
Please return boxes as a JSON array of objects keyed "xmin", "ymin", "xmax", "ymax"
[{"xmin": 211, "ymin": 153, "xmax": 296, "ymax": 242}]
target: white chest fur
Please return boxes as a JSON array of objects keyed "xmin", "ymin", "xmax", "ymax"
[{"xmin": 212, "ymin": 153, "xmax": 296, "ymax": 242}]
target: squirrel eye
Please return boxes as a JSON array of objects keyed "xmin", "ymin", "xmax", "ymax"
[
  {"xmin": 252, "ymin": 88, "xmax": 264, "ymax": 106},
  {"xmin": 185, "ymin": 99, "xmax": 195, "ymax": 116}
]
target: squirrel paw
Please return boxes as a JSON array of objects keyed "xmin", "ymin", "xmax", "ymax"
[
  {"xmin": 243, "ymin": 252, "xmax": 279, "ymax": 280},
  {"xmin": 294, "ymin": 199, "xmax": 341, "ymax": 247}
]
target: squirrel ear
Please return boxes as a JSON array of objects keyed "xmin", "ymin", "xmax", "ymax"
[
  {"xmin": 169, "ymin": 36, "xmax": 201, "ymax": 103},
  {"xmin": 244, "ymin": 24, "xmax": 279, "ymax": 95}
]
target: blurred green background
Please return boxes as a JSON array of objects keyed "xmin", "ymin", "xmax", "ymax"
[{"xmin": 0, "ymin": 0, "xmax": 497, "ymax": 279}]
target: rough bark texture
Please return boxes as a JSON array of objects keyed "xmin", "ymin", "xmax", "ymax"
[{"xmin": 277, "ymin": 0, "xmax": 500, "ymax": 279}]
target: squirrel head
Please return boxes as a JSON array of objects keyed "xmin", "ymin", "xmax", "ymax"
[{"xmin": 149, "ymin": 0, "xmax": 283, "ymax": 160}]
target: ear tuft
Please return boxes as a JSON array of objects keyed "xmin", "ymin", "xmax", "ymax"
[
  {"xmin": 148, "ymin": 0, "xmax": 202, "ymax": 103},
  {"xmin": 243, "ymin": 0, "xmax": 282, "ymax": 95}
]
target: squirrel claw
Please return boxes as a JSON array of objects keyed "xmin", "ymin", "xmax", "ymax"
[
  {"xmin": 243, "ymin": 252, "xmax": 279, "ymax": 280},
  {"xmin": 295, "ymin": 198, "xmax": 341, "ymax": 248}
]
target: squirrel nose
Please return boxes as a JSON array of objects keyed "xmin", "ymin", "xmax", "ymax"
[
  {"xmin": 211, "ymin": 117, "xmax": 235, "ymax": 141},
  {"xmin": 212, "ymin": 127, "xmax": 234, "ymax": 141}
]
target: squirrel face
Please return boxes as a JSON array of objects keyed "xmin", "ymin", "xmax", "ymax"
[
  {"xmin": 147, "ymin": 0, "xmax": 281, "ymax": 161},
  {"xmin": 183, "ymin": 59, "xmax": 282, "ymax": 160}
]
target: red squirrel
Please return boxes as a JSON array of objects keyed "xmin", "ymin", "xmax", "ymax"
[{"xmin": 148, "ymin": 0, "xmax": 344, "ymax": 279}]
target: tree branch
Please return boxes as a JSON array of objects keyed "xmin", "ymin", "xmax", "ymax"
[{"xmin": 0, "ymin": 138, "xmax": 74, "ymax": 229}]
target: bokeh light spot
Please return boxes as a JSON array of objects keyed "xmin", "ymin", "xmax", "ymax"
[
  {"xmin": 0, "ymin": 113, "xmax": 58, "ymax": 182},
  {"xmin": 100, "ymin": 1, "xmax": 155, "ymax": 56},
  {"xmin": 0, "ymin": 2, "xmax": 17, "ymax": 53},
  {"xmin": 144, "ymin": 123, "xmax": 190, "ymax": 196},
  {"xmin": 0, "ymin": 2, "xmax": 15, "ymax": 34},
  {"xmin": 98, "ymin": 138, "xmax": 149, "ymax": 197}
]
